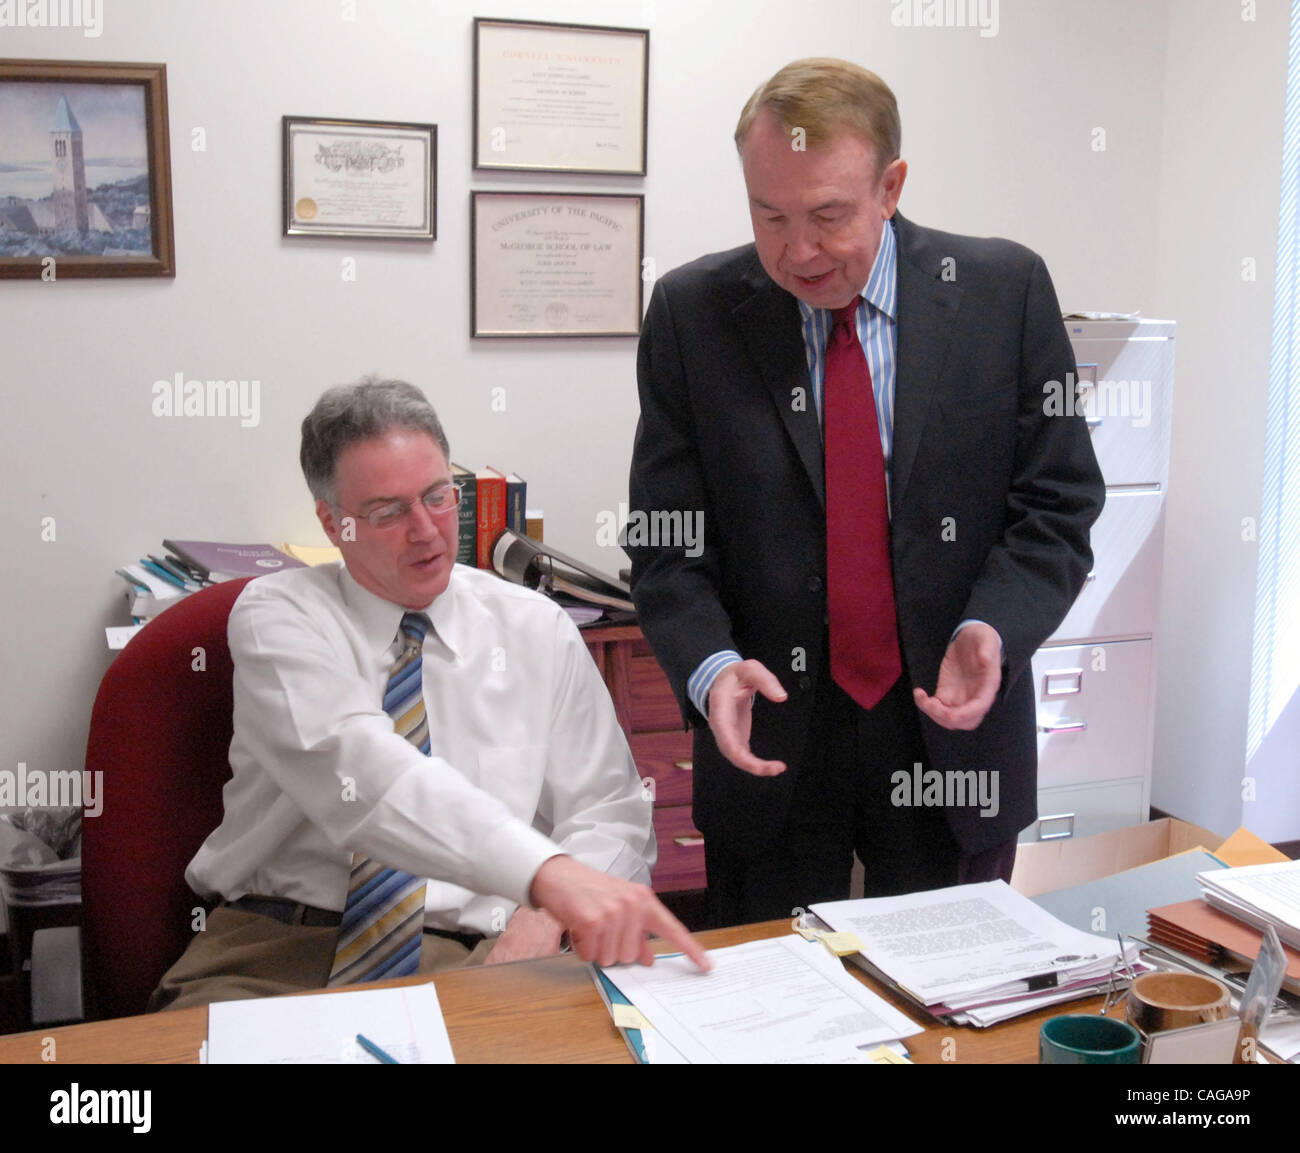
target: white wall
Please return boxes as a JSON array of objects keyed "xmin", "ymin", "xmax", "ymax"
[
  {"xmin": 0, "ymin": 0, "xmax": 1291, "ymax": 838},
  {"xmin": 1150, "ymin": 0, "xmax": 1293, "ymax": 839}
]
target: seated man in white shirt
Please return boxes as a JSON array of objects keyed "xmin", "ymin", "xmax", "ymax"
[{"xmin": 150, "ymin": 378, "xmax": 706, "ymax": 1011}]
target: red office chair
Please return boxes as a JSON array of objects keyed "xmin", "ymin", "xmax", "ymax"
[{"xmin": 81, "ymin": 577, "xmax": 251, "ymax": 1019}]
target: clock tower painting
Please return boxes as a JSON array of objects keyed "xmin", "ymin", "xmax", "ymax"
[{"xmin": 50, "ymin": 92, "xmax": 89, "ymax": 233}]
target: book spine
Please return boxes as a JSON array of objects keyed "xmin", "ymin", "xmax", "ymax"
[
  {"xmin": 476, "ymin": 474, "xmax": 506, "ymax": 569},
  {"xmin": 506, "ymin": 479, "xmax": 526, "ymax": 534},
  {"xmin": 456, "ymin": 474, "xmax": 477, "ymax": 567}
]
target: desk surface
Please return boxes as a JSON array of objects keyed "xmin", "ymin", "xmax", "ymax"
[{"xmin": 0, "ymin": 920, "xmax": 1100, "ymax": 1064}]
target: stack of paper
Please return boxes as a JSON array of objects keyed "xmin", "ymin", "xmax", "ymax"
[
  {"xmin": 205, "ymin": 984, "xmax": 455, "ymax": 1064},
  {"xmin": 594, "ymin": 935, "xmax": 921, "ymax": 1063},
  {"xmin": 812, "ymin": 881, "xmax": 1140, "ymax": 1027},
  {"xmin": 1146, "ymin": 898, "xmax": 1300, "ymax": 988},
  {"xmin": 1197, "ymin": 861, "xmax": 1300, "ymax": 951}
]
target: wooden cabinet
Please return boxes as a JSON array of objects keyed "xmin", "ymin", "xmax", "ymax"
[{"xmin": 582, "ymin": 625, "xmax": 703, "ymax": 893}]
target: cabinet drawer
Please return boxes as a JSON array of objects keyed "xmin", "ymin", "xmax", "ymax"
[
  {"xmin": 628, "ymin": 730, "xmax": 694, "ymax": 807},
  {"xmin": 1019, "ymin": 778, "xmax": 1147, "ymax": 843},
  {"xmin": 1050, "ymin": 489, "xmax": 1164, "ymax": 642},
  {"xmin": 627, "ymin": 647, "xmax": 683, "ymax": 732},
  {"xmin": 1031, "ymin": 639, "xmax": 1152, "ymax": 788},
  {"xmin": 1069, "ymin": 331, "xmax": 1173, "ymax": 488},
  {"xmin": 651, "ymin": 804, "xmax": 705, "ymax": 893}
]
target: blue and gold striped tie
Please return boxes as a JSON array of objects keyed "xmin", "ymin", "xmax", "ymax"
[{"xmin": 327, "ymin": 612, "xmax": 431, "ymax": 985}]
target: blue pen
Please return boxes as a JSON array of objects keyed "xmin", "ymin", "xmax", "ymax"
[{"xmin": 356, "ymin": 1033, "xmax": 400, "ymax": 1064}]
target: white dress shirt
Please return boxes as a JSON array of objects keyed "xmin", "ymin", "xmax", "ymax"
[{"xmin": 187, "ymin": 562, "xmax": 655, "ymax": 935}]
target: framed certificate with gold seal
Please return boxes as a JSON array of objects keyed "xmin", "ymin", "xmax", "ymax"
[{"xmin": 282, "ymin": 116, "xmax": 436, "ymax": 240}]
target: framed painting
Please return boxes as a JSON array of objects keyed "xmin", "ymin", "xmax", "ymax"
[{"xmin": 0, "ymin": 59, "xmax": 174, "ymax": 279}]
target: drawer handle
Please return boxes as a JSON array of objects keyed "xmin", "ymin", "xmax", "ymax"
[
  {"xmin": 1038, "ymin": 717, "xmax": 1087, "ymax": 734},
  {"xmin": 673, "ymin": 759, "xmax": 693, "ymax": 772},
  {"xmin": 1037, "ymin": 813, "xmax": 1076, "ymax": 841},
  {"xmin": 673, "ymin": 835, "xmax": 705, "ymax": 847},
  {"xmin": 1043, "ymin": 668, "xmax": 1083, "ymax": 696}
]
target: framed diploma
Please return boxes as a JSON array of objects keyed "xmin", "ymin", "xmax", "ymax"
[
  {"xmin": 471, "ymin": 191, "xmax": 644, "ymax": 338},
  {"xmin": 282, "ymin": 116, "xmax": 436, "ymax": 239},
  {"xmin": 473, "ymin": 18, "xmax": 649, "ymax": 175}
]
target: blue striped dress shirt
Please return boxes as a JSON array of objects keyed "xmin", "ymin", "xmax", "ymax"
[{"xmin": 686, "ymin": 221, "xmax": 899, "ymax": 716}]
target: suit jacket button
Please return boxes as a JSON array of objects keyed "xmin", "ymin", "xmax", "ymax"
[
  {"xmin": 807, "ymin": 575, "xmax": 823, "ymax": 592},
  {"xmin": 797, "ymin": 675, "xmax": 812, "ymax": 691}
]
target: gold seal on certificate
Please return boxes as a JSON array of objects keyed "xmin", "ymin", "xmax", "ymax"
[
  {"xmin": 471, "ymin": 192, "xmax": 644, "ymax": 338},
  {"xmin": 283, "ymin": 117, "xmax": 437, "ymax": 240}
]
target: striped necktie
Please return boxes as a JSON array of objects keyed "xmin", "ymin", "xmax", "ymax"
[{"xmin": 327, "ymin": 611, "xmax": 431, "ymax": 986}]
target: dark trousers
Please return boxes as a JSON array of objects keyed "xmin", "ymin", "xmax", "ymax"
[{"xmin": 704, "ymin": 674, "xmax": 1018, "ymax": 928}]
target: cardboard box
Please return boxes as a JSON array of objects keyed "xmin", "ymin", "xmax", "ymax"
[{"xmin": 1011, "ymin": 817, "xmax": 1227, "ymax": 898}]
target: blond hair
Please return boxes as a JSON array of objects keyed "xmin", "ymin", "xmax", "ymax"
[{"xmin": 734, "ymin": 58, "xmax": 901, "ymax": 172}]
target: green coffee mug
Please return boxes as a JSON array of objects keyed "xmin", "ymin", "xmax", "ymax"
[{"xmin": 1039, "ymin": 1014, "xmax": 1142, "ymax": 1064}]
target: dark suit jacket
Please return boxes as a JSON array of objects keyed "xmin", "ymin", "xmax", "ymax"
[{"xmin": 627, "ymin": 212, "xmax": 1105, "ymax": 856}]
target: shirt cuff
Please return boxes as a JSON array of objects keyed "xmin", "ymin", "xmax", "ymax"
[
  {"xmin": 951, "ymin": 618, "xmax": 1005, "ymax": 662},
  {"xmin": 473, "ymin": 819, "xmax": 567, "ymax": 909},
  {"xmin": 687, "ymin": 650, "xmax": 742, "ymax": 717}
]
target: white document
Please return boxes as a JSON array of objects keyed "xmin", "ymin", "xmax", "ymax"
[
  {"xmin": 207, "ymin": 983, "xmax": 455, "ymax": 1064},
  {"xmin": 813, "ymin": 880, "xmax": 1127, "ymax": 1006},
  {"xmin": 122, "ymin": 563, "xmax": 186, "ymax": 598},
  {"xmin": 105, "ymin": 624, "xmax": 145, "ymax": 650},
  {"xmin": 601, "ymin": 934, "xmax": 921, "ymax": 1064},
  {"xmin": 1261, "ymin": 1014, "xmax": 1300, "ymax": 1062},
  {"xmin": 1198, "ymin": 861, "xmax": 1300, "ymax": 948}
]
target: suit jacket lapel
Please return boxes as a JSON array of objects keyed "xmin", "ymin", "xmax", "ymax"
[
  {"xmin": 734, "ymin": 256, "xmax": 826, "ymax": 509},
  {"xmin": 891, "ymin": 213, "xmax": 962, "ymax": 510}
]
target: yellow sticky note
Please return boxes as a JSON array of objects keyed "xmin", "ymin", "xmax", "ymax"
[
  {"xmin": 611, "ymin": 1003, "xmax": 653, "ymax": 1031},
  {"xmin": 865, "ymin": 1045, "xmax": 911, "ymax": 1064},
  {"xmin": 818, "ymin": 931, "xmax": 863, "ymax": 957}
]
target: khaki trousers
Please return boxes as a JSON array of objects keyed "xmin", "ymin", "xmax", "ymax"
[{"xmin": 148, "ymin": 905, "xmax": 494, "ymax": 1012}]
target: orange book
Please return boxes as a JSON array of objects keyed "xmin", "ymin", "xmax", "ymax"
[{"xmin": 475, "ymin": 467, "xmax": 507, "ymax": 569}]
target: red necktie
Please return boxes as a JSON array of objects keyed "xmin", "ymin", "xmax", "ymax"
[{"xmin": 824, "ymin": 302, "xmax": 902, "ymax": 709}]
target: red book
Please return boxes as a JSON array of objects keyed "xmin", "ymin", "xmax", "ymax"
[{"xmin": 475, "ymin": 467, "xmax": 507, "ymax": 569}]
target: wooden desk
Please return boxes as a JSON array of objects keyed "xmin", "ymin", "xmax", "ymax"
[{"xmin": 0, "ymin": 920, "xmax": 1100, "ymax": 1064}]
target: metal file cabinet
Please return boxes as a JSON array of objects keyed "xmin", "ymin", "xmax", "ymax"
[{"xmin": 1021, "ymin": 319, "xmax": 1175, "ymax": 843}]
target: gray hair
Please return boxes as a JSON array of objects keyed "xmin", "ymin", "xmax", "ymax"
[{"xmin": 300, "ymin": 376, "xmax": 450, "ymax": 505}]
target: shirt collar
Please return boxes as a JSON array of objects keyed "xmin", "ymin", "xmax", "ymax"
[
  {"xmin": 338, "ymin": 563, "xmax": 465, "ymax": 661},
  {"xmin": 796, "ymin": 215, "xmax": 898, "ymax": 327}
]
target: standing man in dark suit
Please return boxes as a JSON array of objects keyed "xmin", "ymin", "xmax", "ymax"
[{"xmin": 627, "ymin": 58, "xmax": 1104, "ymax": 927}]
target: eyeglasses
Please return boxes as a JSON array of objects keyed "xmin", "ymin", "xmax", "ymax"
[{"xmin": 339, "ymin": 482, "xmax": 463, "ymax": 530}]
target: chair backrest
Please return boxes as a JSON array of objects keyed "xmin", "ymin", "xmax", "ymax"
[{"xmin": 81, "ymin": 578, "xmax": 252, "ymax": 1019}]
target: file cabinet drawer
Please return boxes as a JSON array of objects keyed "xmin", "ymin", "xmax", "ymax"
[
  {"xmin": 1069, "ymin": 327, "xmax": 1173, "ymax": 488},
  {"xmin": 1019, "ymin": 778, "xmax": 1147, "ymax": 843},
  {"xmin": 1031, "ymin": 639, "xmax": 1152, "ymax": 788},
  {"xmin": 1050, "ymin": 489, "xmax": 1164, "ymax": 643}
]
